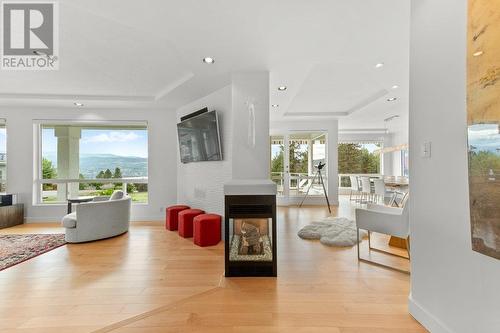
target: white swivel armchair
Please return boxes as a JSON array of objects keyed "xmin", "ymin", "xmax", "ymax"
[
  {"xmin": 355, "ymin": 198, "xmax": 410, "ymax": 273},
  {"xmin": 62, "ymin": 193, "xmax": 131, "ymax": 243}
]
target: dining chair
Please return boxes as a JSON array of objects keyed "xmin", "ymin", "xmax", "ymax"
[
  {"xmin": 373, "ymin": 179, "xmax": 386, "ymax": 204},
  {"xmin": 349, "ymin": 175, "xmax": 360, "ymax": 202},
  {"xmin": 360, "ymin": 177, "xmax": 372, "ymax": 203},
  {"xmin": 389, "ymin": 190, "xmax": 408, "ymax": 207}
]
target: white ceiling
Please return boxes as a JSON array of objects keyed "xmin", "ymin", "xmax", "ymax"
[{"xmin": 0, "ymin": 0, "xmax": 410, "ymax": 132}]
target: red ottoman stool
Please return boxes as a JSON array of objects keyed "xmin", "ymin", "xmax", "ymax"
[
  {"xmin": 178, "ymin": 209, "xmax": 205, "ymax": 238},
  {"xmin": 166, "ymin": 205, "xmax": 190, "ymax": 231},
  {"xmin": 194, "ymin": 214, "xmax": 221, "ymax": 247}
]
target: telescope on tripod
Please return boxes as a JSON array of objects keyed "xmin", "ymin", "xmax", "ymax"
[{"xmin": 299, "ymin": 161, "xmax": 331, "ymax": 213}]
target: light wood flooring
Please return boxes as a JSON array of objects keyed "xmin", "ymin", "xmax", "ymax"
[{"xmin": 0, "ymin": 199, "xmax": 425, "ymax": 332}]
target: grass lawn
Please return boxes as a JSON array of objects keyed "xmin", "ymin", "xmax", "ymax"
[{"xmin": 129, "ymin": 191, "xmax": 148, "ymax": 203}]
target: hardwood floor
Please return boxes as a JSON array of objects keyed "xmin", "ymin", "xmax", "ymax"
[{"xmin": 0, "ymin": 200, "xmax": 425, "ymax": 333}]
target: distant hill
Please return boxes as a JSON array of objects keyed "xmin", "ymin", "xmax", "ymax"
[{"xmin": 44, "ymin": 153, "xmax": 147, "ymax": 178}]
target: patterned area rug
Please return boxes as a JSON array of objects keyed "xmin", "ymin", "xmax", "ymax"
[{"xmin": 0, "ymin": 234, "xmax": 66, "ymax": 271}]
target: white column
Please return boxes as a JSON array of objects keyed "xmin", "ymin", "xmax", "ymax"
[
  {"xmin": 231, "ymin": 72, "xmax": 270, "ymax": 180},
  {"xmin": 54, "ymin": 126, "xmax": 81, "ymax": 201},
  {"xmin": 327, "ymin": 122, "xmax": 339, "ymax": 204},
  {"xmin": 307, "ymin": 138, "xmax": 313, "ymax": 187}
]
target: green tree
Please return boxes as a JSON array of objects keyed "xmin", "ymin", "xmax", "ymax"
[
  {"xmin": 112, "ymin": 167, "xmax": 123, "ymax": 189},
  {"xmin": 289, "ymin": 141, "xmax": 308, "ymax": 174},
  {"xmin": 79, "ymin": 173, "xmax": 87, "ymax": 190},
  {"xmin": 92, "ymin": 170, "xmax": 107, "ymax": 190},
  {"xmin": 113, "ymin": 167, "xmax": 122, "ymax": 179},
  {"xmin": 42, "ymin": 158, "xmax": 57, "ymax": 190},
  {"xmin": 127, "ymin": 183, "xmax": 137, "ymax": 193},
  {"xmin": 271, "ymin": 145, "xmax": 284, "ymax": 173},
  {"xmin": 270, "ymin": 142, "xmax": 309, "ymax": 174},
  {"xmin": 42, "ymin": 157, "xmax": 57, "ymax": 179},
  {"xmin": 103, "ymin": 169, "xmax": 113, "ymax": 179},
  {"xmin": 469, "ymin": 151, "xmax": 500, "ymax": 176},
  {"xmin": 338, "ymin": 143, "xmax": 380, "ymax": 187}
]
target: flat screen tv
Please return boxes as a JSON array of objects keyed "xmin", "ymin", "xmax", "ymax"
[{"xmin": 177, "ymin": 110, "xmax": 222, "ymax": 163}]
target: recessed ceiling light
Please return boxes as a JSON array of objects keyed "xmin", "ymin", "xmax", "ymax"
[
  {"xmin": 375, "ymin": 63, "xmax": 385, "ymax": 68},
  {"xmin": 271, "ymin": 104, "xmax": 279, "ymax": 108},
  {"xmin": 387, "ymin": 97, "xmax": 397, "ymax": 102},
  {"xmin": 202, "ymin": 57, "xmax": 215, "ymax": 64},
  {"xmin": 473, "ymin": 51, "xmax": 484, "ymax": 57},
  {"xmin": 278, "ymin": 86, "xmax": 287, "ymax": 91},
  {"xmin": 392, "ymin": 85, "xmax": 399, "ymax": 89},
  {"xmin": 74, "ymin": 102, "xmax": 84, "ymax": 107}
]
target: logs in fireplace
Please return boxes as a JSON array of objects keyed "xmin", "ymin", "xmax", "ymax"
[{"xmin": 224, "ymin": 180, "xmax": 277, "ymax": 277}]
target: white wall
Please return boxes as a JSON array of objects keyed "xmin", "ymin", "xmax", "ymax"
[
  {"xmin": 390, "ymin": 129, "xmax": 409, "ymax": 176},
  {"xmin": 2, "ymin": 106, "xmax": 178, "ymax": 222},
  {"xmin": 409, "ymin": 1, "xmax": 500, "ymax": 332},
  {"xmin": 177, "ymin": 85, "xmax": 232, "ymax": 216},
  {"xmin": 271, "ymin": 120, "xmax": 339, "ymax": 205}
]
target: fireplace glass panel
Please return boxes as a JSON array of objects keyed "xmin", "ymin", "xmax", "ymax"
[{"xmin": 229, "ymin": 218, "xmax": 273, "ymax": 262}]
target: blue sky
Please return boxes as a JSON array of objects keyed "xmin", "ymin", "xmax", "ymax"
[
  {"xmin": 468, "ymin": 123, "xmax": 500, "ymax": 154},
  {"xmin": 42, "ymin": 128, "xmax": 148, "ymax": 158},
  {"xmin": 0, "ymin": 128, "xmax": 5, "ymax": 153}
]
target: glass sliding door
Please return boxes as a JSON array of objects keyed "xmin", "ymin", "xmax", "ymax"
[
  {"xmin": 270, "ymin": 131, "xmax": 327, "ymax": 204},
  {"xmin": 270, "ymin": 136, "xmax": 285, "ymax": 196}
]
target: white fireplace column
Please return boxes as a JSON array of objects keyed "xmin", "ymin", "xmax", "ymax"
[
  {"xmin": 54, "ymin": 126, "xmax": 81, "ymax": 201},
  {"xmin": 231, "ymin": 71, "xmax": 270, "ymax": 180}
]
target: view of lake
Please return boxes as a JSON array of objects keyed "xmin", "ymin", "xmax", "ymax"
[{"xmin": 44, "ymin": 152, "xmax": 148, "ymax": 178}]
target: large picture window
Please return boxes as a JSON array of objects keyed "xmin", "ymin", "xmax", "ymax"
[
  {"xmin": 338, "ymin": 142, "xmax": 381, "ymax": 187},
  {"xmin": 36, "ymin": 122, "xmax": 148, "ymax": 204},
  {"xmin": 0, "ymin": 120, "xmax": 6, "ymax": 193}
]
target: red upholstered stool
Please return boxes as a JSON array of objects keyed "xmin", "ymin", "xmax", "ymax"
[
  {"xmin": 166, "ymin": 205, "xmax": 190, "ymax": 231},
  {"xmin": 193, "ymin": 214, "xmax": 221, "ymax": 247},
  {"xmin": 178, "ymin": 209, "xmax": 205, "ymax": 238}
]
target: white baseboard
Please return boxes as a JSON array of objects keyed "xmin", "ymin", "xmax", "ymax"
[
  {"xmin": 408, "ymin": 294, "xmax": 454, "ymax": 333},
  {"xmin": 278, "ymin": 197, "xmax": 339, "ymax": 206},
  {"xmin": 24, "ymin": 216, "xmax": 163, "ymax": 223},
  {"xmin": 131, "ymin": 216, "xmax": 163, "ymax": 222}
]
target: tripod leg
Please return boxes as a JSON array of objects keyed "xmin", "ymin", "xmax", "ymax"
[
  {"xmin": 318, "ymin": 171, "xmax": 331, "ymax": 213},
  {"xmin": 299, "ymin": 172, "xmax": 318, "ymax": 208}
]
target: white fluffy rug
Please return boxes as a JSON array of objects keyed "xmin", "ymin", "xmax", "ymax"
[{"xmin": 297, "ymin": 217, "xmax": 367, "ymax": 247}]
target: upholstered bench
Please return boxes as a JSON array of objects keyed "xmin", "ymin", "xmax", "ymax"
[
  {"xmin": 178, "ymin": 209, "xmax": 205, "ymax": 238},
  {"xmin": 193, "ymin": 214, "xmax": 221, "ymax": 247},
  {"xmin": 166, "ymin": 205, "xmax": 190, "ymax": 231}
]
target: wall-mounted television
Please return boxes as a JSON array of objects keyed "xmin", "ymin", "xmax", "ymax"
[{"xmin": 177, "ymin": 109, "xmax": 222, "ymax": 163}]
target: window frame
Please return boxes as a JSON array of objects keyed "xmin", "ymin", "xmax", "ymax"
[
  {"xmin": 33, "ymin": 120, "xmax": 149, "ymax": 206},
  {"xmin": 0, "ymin": 119, "xmax": 6, "ymax": 194}
]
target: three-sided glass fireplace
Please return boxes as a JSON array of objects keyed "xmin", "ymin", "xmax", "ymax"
[{"xmin": 224, "ymin": 194, "xmax": 277, "ymax": 277}]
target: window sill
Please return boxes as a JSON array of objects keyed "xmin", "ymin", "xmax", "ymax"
[{"xmin": 32, "ymin": 202, "xmax": 150, "ymax": 207}]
